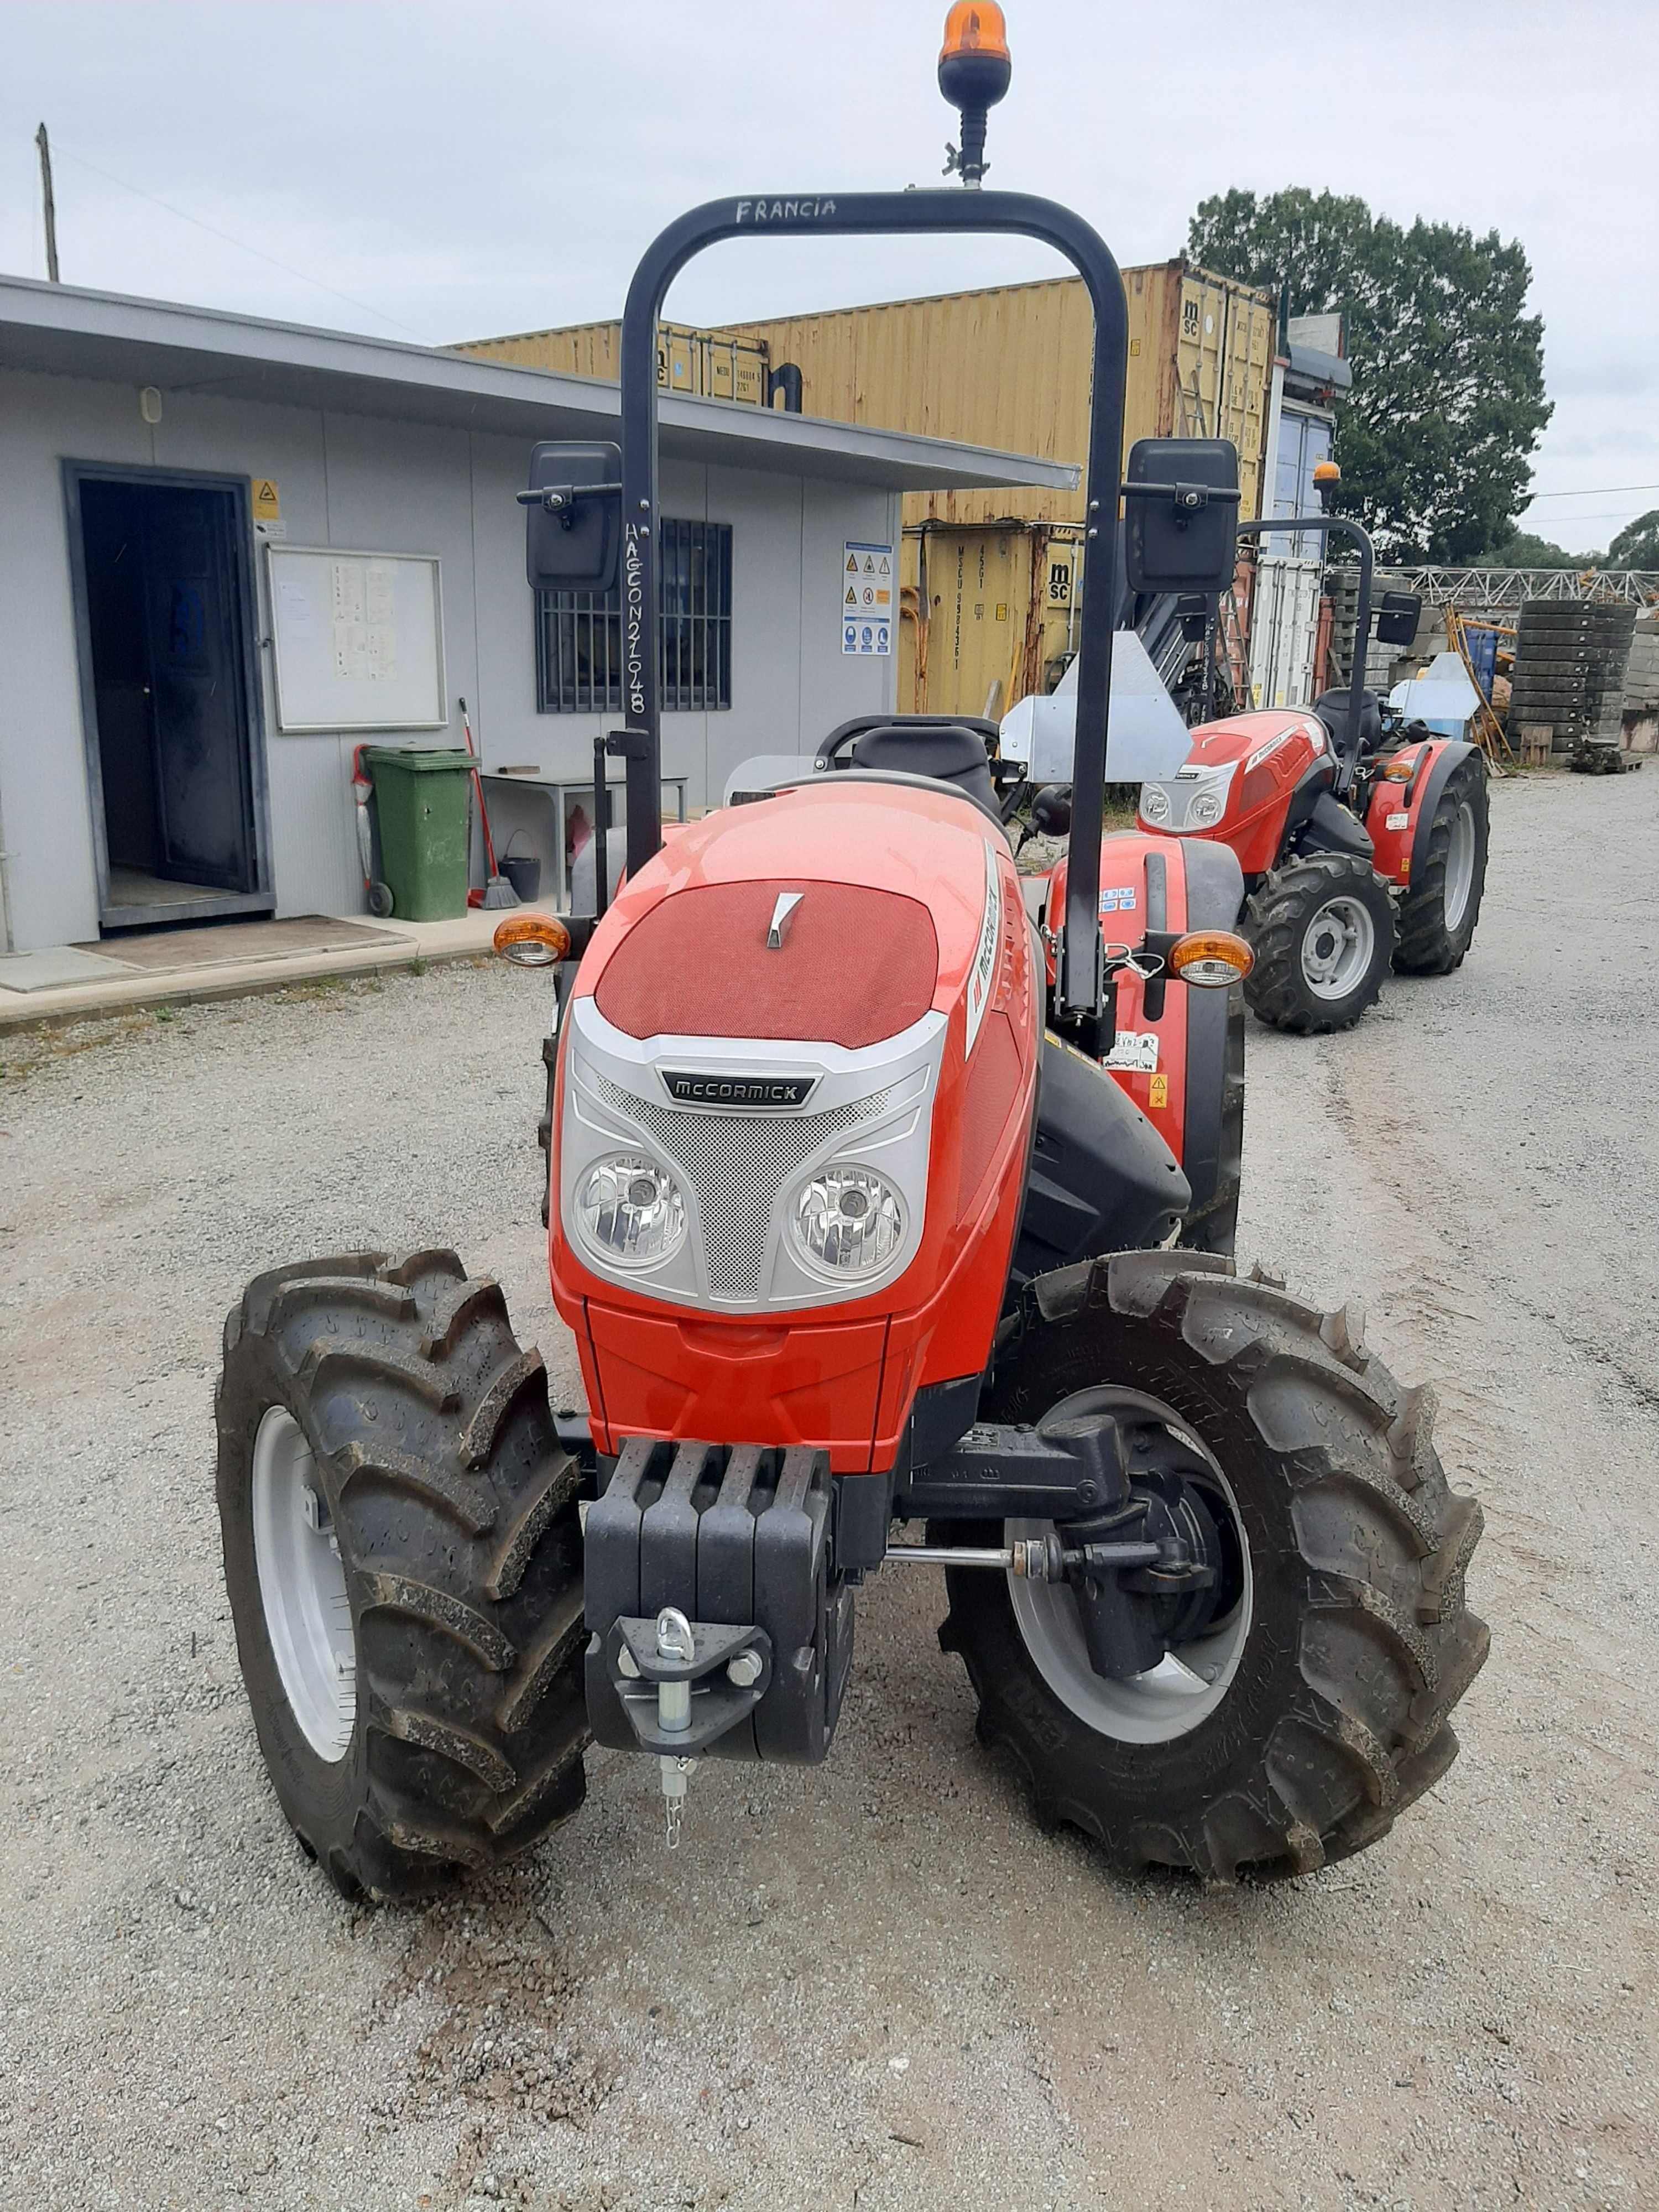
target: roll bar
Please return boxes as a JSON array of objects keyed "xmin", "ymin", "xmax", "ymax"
[
  {"xmin": 1234, "ymin": 514, "xmax": 1375, "ymax": 795},
  {"xmin": 612, "ymin": 190, "xmax": 1128, "ymax": 1025}
]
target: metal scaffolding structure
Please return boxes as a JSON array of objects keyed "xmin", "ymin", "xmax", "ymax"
[{"xmin": 1382, "ymin": 566, "xmax": 1659, "ymax": 609}]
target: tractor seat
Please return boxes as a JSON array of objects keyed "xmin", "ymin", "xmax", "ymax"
[
  {"xmin": 848, "ymin": 722, "xmax": 998, "ymax": 814},
  {"xmin": 1313, "ymin": 688, "xmax": 1383, "ymax": 754}
]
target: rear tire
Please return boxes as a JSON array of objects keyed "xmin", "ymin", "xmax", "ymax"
[
  {"xmin": 938, "ymin": 1252, "xmax": 1488, "ymax": 1881},
  {"xmin": 1394, "ymin": 759, "xmax": 1489, "ymax": 974},
  {"xmin": 216, "ymin": 1250, "xmax": 588, "ymax": 1901},
  {"xmin": 1242, "ymin": 854, "xmax": 1395, "ymax": 1034}
]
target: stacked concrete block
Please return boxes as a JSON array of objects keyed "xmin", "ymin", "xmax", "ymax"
[{"xmin": 1509, "ymin": 601, "xmax": 1636, "ymax": 755}]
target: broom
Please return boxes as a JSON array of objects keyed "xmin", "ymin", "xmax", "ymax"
[{"xmin": 460, "ymin": 696, "xmax": 518, "ymax": 909}]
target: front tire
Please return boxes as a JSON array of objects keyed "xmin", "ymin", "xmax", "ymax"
[
  {"xmin": 1394, "ymin": 758, "xmax": 1489, "ymax": 974},
  {"xmin": 938, "ymin": 1253, "xmax": 1489, "ymax": 1880},
  {"xmin": 216, "ymin": 1249, "xmax": 588, "ymax": 1901},
  {"xmin": 1243, "ymin": 853, "xmax": 1395, "ymax": 1034}
]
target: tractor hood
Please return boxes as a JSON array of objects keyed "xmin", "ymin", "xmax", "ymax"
[
  {"xmin": 575, "ymin": 778, "xmax": 1004, "ymax": 1040},
  {"xmin": 1176, "ymin": 708, "xmax": 1327, "ymax": 769},
  {"xmin": 549, "ymin": 778, "xmax": 1038, "ymax": 1469}
]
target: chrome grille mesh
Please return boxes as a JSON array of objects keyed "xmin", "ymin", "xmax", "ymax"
[{"xmin": 593, "ymin": 1075, "xmax": 896, "ymax": 1300}]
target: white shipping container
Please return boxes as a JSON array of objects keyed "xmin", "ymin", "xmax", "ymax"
[{"xmin": 1249, "ymin": 556, "xmax": 1324, "ymax": 709}]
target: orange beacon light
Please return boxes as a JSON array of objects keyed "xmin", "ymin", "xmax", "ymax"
[{"xmin": 938, "ymin": 5, "xmax": 1011, "ymax": 184}]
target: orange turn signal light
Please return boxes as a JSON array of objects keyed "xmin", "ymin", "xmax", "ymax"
[
  {"xmin": 1382, "ymin": 757, "xmax": 1414, "ymax": 780},
  {"xmin": 941, "ymin": 1, "xmax": 1010, "ymax": 61},
  {"xmin": 493, "ymin": 912, "xmax": 571, "ymax": 968},
  {"xmin": 1168, "ymin": 930, "xmax": 1254, "ymax": 987}
]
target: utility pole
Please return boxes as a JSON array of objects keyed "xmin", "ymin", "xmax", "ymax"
[{"xmin": 36, "ymin": 123, "xmax": 60, "ymax": 283}]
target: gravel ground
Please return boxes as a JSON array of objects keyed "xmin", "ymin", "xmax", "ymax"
[{"xmin": 2, "ymin": 770, "xmax": 1655, "ymax": 2212}]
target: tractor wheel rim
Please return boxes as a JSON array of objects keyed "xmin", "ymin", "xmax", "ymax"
[
  {"xmin": 1443, "ymin": 800, "xmax": 1477, "ymax": 930},
  {"xmin": 1301, "ymin": 894, "xmax": 1375, "ymax": 998},
  {"xmin": 251, "ymin": 1406, "xmax": 356, "ymax": 1763},
  {"xmin": 1005, "ymin": 1418, "xmax": 1253, "ymax": 1747}
]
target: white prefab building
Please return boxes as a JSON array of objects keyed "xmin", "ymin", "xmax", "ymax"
[{"xmin": 0, "ymin": 278, "xmax": 1070, "ymax": 953}]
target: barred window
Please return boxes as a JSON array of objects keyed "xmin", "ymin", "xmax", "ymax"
[{"xmin": 536, "ymin": 518, "xmax": 732, "ymax": 713}]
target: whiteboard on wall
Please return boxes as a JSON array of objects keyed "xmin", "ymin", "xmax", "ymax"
[{"xmin": 267, "ymin": 546, "xmax": 447, "ymax": 732}]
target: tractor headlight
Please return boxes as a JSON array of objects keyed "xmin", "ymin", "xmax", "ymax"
[
  {"xmin": 789, "ymin": 1165, "xmax": 905, "ymax": 1278},
  {"xmin": 1187, "ymin": 786, "xmax": 1225, "ymax": 830},
  {"xmin": 1139, "ymin": 782, "xmax": 1172, "ymax": 827},
  {"xmin": 576, "ymin": 1152, "xmax": 687, "ymax": 1266}
]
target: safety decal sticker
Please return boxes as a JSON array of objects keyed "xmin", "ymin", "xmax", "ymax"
[
  {"xmin": 1385, "ymin": 810, "xmax": 1411, "ymax": 830},
  {"xmin": 1103, "ymin": 1030, "xmax": 1159, "ymax": 1074},
  {"xmin": 841, "ymin": 542, "xmax": 893, "ymax": 654},
  {"xmin": 1099, "ymin": 885, "xmax": 1137, "ymax": 913},
  {"xmin": 1148, "ymin": 1072, "xmax": 1169, "ymax": 1110},
  {"xmin": 964, "ymin": 840, "xmax": 1001, "ymax": 1057}
]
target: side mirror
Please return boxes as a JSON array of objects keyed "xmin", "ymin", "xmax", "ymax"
[
  {"xmin": 1031, "ymin": 782, "xmax": 1072, "ymax": 837},
  {"xmin": 1124, "ymin": 439, "xmax": 1240, "ymax": 596},
  {"xmin": 1176, "ymin": 592, "xmax": 1212, "ymax": 643},
  {"xmin": 521, "ymin": 441, "xmax": 622, "ymax": 594},
  {"xmin": 1375, "ymin": 590, "xmax": 1423, "ymax": 648}
]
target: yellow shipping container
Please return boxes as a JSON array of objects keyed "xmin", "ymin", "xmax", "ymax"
[
  {"xmin": 900, "ymin": 521, "xmax": 1084, "ymax": 719},
  {"xmin": 721, "ymin": 261, "xmax": 1274, "ymax": 526},
  {"xmin": 458, "ymin": 262, "xmax": 1273, "ymax": 522},
  {"xmin": 458, "ymin": 261, "xmax": 1275, "ymax": 719},
  {"xmin": 461, "ymin": 318, "xmax": 769, "ymax": 406}
]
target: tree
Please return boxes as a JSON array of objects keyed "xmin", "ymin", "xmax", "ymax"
[
  {"xmin": 1470, "ymin": 529, "xmax": 1595, "ymax": 568},
  {"xmin": 1187, "ymin": 188, "xmax": 1551, "ymax": 564},
  {"xmin": 1605, "ymin": 508, "xmax": 1659, "ymax": 570}
]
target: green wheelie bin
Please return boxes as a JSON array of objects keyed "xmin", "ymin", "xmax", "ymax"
[{"xmin": 361, "ymin": 747, "xmax": 472, "ymax": 921}]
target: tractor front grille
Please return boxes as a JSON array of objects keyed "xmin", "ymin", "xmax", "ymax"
[{"xmin": 594, "ymin": 1075, "xmax": 896, "ymax": 1301}]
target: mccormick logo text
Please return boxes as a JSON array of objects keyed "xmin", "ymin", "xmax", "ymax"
[{"xmin": 660, "ymin": 1071, "xmax": 818, "ymax": 1109}]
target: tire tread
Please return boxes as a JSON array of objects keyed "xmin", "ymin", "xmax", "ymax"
[
  {"xmin": 1242, "ymin": 854, "xmax": 1395, "ymax": 1034},
  {"xmin": 939, "ymin": 1255, "xmax": 1489, "ymax": 1881},
  {"xmin": 216, "ymin": 1250, "xmax": 588, "ymax": 1901}
]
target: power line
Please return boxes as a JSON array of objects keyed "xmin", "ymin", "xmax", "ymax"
[
  {"xmin": 47, "ymin": 138, "xmax": 426, "ymax": 341},
  {"xmin": 1518, "ymin": 508, "xmax": 1653, "ymax": 527},
  {"xmin": 1527, "ymin": 481, "xmax": 1659, "ymax": 502}
]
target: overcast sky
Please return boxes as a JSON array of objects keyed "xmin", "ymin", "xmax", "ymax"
[{"xmin": 2, "ymin": 0, "xmax": 1653, "ymax": 553}]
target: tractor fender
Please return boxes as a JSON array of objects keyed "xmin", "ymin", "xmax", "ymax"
[
  {"xmin": 1172, "ymin": 838, "xmax": 1246, "ymax": 1246},
  {"xmin": 1041, "ymin": 832, "xmax": 1243, "ymax": 1234},
  {"xmin": 1296, "ymin": 788, "xmax": 1375, "ymax": 862},
  {"xmin": 1406, "ymin": 742, "xmax": 1481, "ymax": 891},
  {"xmin": 1365, "ymin": 739, "xmax": 1477, "ymax": 891}
]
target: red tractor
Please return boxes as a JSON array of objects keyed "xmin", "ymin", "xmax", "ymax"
[
  {"xmin": 213, "ymin": 8, "xmax": 1486, "ymax": 1901},
  {"xmin": 1136, "ymin": 491, "xmax": 1491, "ymax": 1033}
]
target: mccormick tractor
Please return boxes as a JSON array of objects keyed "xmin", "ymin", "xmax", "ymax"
[
  {"xmin": 1134, "ymin": 491, "xmax": 1492, "ymax": 1034},
  {"xmin": 214, "ymin": 6, "xmax": 1487, "ymax": 1901}
]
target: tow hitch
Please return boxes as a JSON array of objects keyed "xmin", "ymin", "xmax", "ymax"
[
  {"xmin": 585, "ymin": 1441, "xmax": 854, "ymax": 1847},
  {"xmin": 610, "ymin": 1606, "xmax": 773, "ymax": 1848}
]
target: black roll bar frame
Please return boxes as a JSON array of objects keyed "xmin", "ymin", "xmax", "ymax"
[
  {"xmin": 613, "ymin": 190, "xmax": 1130, "ymax": 1021},
  {"xmin": 1234, "ymin": 514, "xmax": 1375, "ymax": 794}
]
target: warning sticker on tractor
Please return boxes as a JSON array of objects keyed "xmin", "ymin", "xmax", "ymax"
[
  {"xmin": 1386, "ymin": 810, "xmax": 1410, "ymax": 830},
  {"xmin": 842, "ymin": 541, "xmax": 893, "ymax": 654},
  {"xmin": 1149, "ymin": 1072, "xmax": 1169, "ymax": 1109},
  {"xmin": 1103, "ymin": 1030, "xmax": 1159, "ymax": 1073}
]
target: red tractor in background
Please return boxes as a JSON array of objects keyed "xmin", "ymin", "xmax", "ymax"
[{"xmin": 1135, "ymin": 476, "xmax": 1491, "ymax": 1034}]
